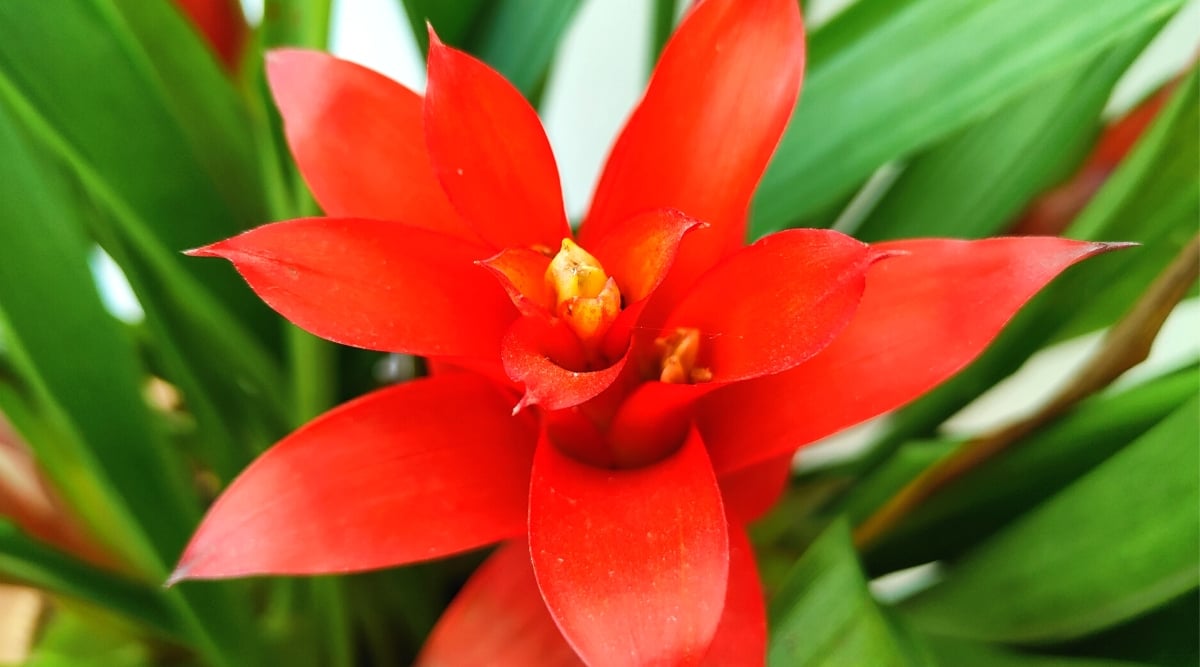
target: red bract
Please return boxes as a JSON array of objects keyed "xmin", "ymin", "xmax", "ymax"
[{"xmin": 172, "ymin": 0, "xmax": 1124, "ymax": 663}]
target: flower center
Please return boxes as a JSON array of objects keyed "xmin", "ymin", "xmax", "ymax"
[
  {"xmin": 655, "ymin": 328, "xmax": 712, "ymax": 384},
  {"xmin": 545, "ymin": 239, "xmax": 621, "ymax": 345}
]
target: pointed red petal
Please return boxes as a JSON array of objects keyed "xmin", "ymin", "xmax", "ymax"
[
  {"xmin": 581, "ymin": 0, "xmax": 804, "ymax": 287},
  {"xmin": 501, "ymin": 317, "xmax": 628, "ymax": 411},
  {"xmin": 266, "ymin": 50, "xmax": 477, "ymax": 242},
  {"xmin": 700, "ymin": 526, "xmax": 766, "ymax": 667},
  {"xmin": 718, "ymin": 454, "xmax": 793, "ymax": 524},
  {"xmin": 589, "ymin": 209, "xmax": 708, "ymax": 303},
  {"xmin": 170, "ymin": 374, "xmax": 534, "ymax": 581},
  {"xmin": 664, "ymin": 229, "xmax": 873, "ymax": 383},
  {"xmin": 417, "ymin": 541, "xmax": 584, "ymax": 667},
  {"xmin": 189, "ymin": 218, "xmax": 512, "ymax": 358},
  {"xmin": 529, "ymin": 430, "xmax": 730, "ymax": 666},
  {"xmin": 424, "ymin": 34, "xmax": 569, "ymax": 250},
  {"xmin": 479, "ymin": 247, "xmax": 555, "ymax": 317},
  {"xmin": 701, "ymin": 238, "xmax": 1127, "ymax": 473}
]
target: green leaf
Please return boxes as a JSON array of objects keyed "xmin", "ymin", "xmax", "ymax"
[
  {"xmin": 0, "ymin": 0, "xmax": 275, "ymax": 330},
  {"xmin": 851, "ymin": 25, "xmax": 1158, "ymax": 241},
  {"xmin": 399, "ymin": 0, "xmax": 487, "ymax": 53},
  {"xmin": 922, "ymin": 635, "xmax": 1149, "ymax": 667},
  {"xmin": 751, "ymin": 0, "xmax": 1184, "ymax": 233},
  {"xmin": 860, "ymin": 64, "xmax": 1199, "ymax": 468},
  {"xmin": 0, "ymin": 99, "xmax": 195, "ymax": 575},
  {"xmin": 398, "ymin": 0, "xmax": 585, "ymax": 101},
  {"xmin": 768, "ymin": 521, "xmax": 909, "ymax": 666},
  {"xmin": 1047, "ymin": 590, "xmax": 1198, "ymax": 667},
  {"xmin": 861, "ymin": 365, "xmax": 1198, "ymax": 575},
  {"xmin": 0, "ymin": 521, "xmax": 184, "ymax": 640},
  {"xmin": 0, "ymin": 97, "xmax": 255, "ymax": 667},
  {"xmin": 900, "ymin": 395, "xmax": 1200, "ymax": 642},
  {"xmin": 0, "ymin": 0, "xmax": 292, "ymax": 473}
]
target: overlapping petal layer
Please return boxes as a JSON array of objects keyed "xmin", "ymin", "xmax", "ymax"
[
  {"xmin": 171, "ymin": 374, "xmax": 534, "ymax": 581},
  {"xmin": 417, "ymin": 541, "xmax": 584, "ymax": 667},
  {"xmin": 529, "ymin": 430, "xmax": 729, "ymax": 666},
  {"xmin": 501, "ymin": 316, "xmax": 629, "ymax": 412},
  {"xmin": 425, "ymin": 33, "xmax": 569, "ymax": 250},
  {"xmin": 582, "ymin": 0, "xmax": 805, "ymax": 296},
  {"xmin": 266, "ymin": 50, "xmax": 477, "ymax": 242},
  {"xmin": 700, "ymin": 238, "xmax": 1126, "ymax": 474},
  {"xmin": 664, "ymin": 229, "xmax": 873, "ymax": 383},
  {"xmin": 188, "ymin": 218, "xmax": 513, "ymax": 358}
]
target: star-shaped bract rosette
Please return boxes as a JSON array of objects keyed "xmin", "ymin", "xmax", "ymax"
[{"xmin": 171, "ymin": 0, "xmax": 1124, "ymax": 663}]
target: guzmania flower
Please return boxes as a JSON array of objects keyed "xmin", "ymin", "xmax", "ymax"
[{"xmin": 171, "ymin": 0, "xmax": 1123, "ymax": 664}]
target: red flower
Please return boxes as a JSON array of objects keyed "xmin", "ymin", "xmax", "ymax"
[{"xmin": 171, "ymin": 0, "xmax": 1121, "ymax": 663}]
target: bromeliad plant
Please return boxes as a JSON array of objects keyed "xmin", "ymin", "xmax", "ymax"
[
  {"xmin": 170, "ymin": 0, "xmax": 1126, "ymax": 663},
  {"xmin": 0, "ymin": 0, "xmax": 1196, "ymax": 665}
]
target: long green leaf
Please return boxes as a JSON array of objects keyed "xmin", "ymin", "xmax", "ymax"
[
  {"xmin": 0, "ymin": 98, "xmax": 254, "ymax": 667},
  {"xmin": 861, "ymin": 364, "xmax": 1198, "ymax": 574},
  {"xmin": 1046, "ymin": 590, "xmax": 1198, "ymax": 667},
  {"xmin": 922, "ymin": 636, "xmax": 1148, "ymax": 667},
  {"xmin": 901, "ymin": 396, "xmax": 1200, "ymax": 642},
  {"xmin": 861, "ymin": 64, "xmax": 1199, "ymax": 468},
  {"xmin": 0, "ymin": 522, "xmax": 183, "ymax": 640},
  {"xmin": 751, "ymin": 0, "xmax": 1183, "ymax": 233},
  {"xmin": 851, "ymin": 26, "xmax": 1158, "ymax": 241},
  {"xmin": 768, "ymin": 521, "xmax": 908, "ymax": 666},
  {"xmin": 0, "ymin": 0, "xmax": 273, "ymax": 332},
  {"xmin": 0, "ymin": 1, "xmax": 292, "ymax": 470}
]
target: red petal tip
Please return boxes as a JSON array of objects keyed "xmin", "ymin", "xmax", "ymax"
[
  {"xmin": 182, "ymin": 243, "xmax": 224, "ymax": 258},
  {"xmin": 1094, "ymin": 241, "xmax": 1139, "ymax": 252},
  {"xmin": 425, "ymin": 22, "xmax": 443, "ymax": 49},
  {"xmin": 163, "ymin": 565, "xmax": 190, "ymax": 588}
]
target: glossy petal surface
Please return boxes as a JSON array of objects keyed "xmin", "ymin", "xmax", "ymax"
[
  {"xmin": 267, "ymin": 50, "xmax": 476, "ymax": 242},
  {"xmin": 417, "ymin": 541, "xmax": 583, "ymax": 667},
  {"xmin": 582, "ymin": 0, "xmax": 805, "ymax": 289},
  {"xmin": 171, "ymin": 375, "xmax": 535, "ymax": 580},
  {"xmin": 425, "ymin": 35, "xmax": 569, "ymax": 250},
  {"xmin": 701, "ymin": 238, "xmax": 1126, "ymax": 473},
  {"xmin": 664, "ymin": 229, "xmax": 872, "ymax": 383},
  {"xmin": 530, "ymin": 430, "xmax": 729, "ymax": 666},
  {"xmin": 189, "ymin": 217, "xmax": 512, "ymax": 358},
  {"xmin": 700, "ymin": 527, "xmax": 766, "ymax": 667}
]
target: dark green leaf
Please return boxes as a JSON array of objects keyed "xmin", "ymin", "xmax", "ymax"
[
  {"xmin": 752, "ymin": 0, "xmax": 1184, "ymax": 233},
  {"xmin": 398, "ymin": 0, "xmax": 584, "ymax": 101},
  {"xmin": 1046, "ymin": 589, "xmax": 1199, "ymax": 667},
  {"xmin": 862, "ymin": 365, "xmax": 1198, "ymax": 574},
  {"xmin": 900, "ymin": 395, "xmax": 1200, "ymax": 642},
  {"xmin": 0, "ymin": 521, "xmax": 183, "ymax": 640},
  {"xmin": 768, "ymin": 520, "xmax": 909, "ymax": 666},
  {"xmin": 922, "ymin": 635, "xmax": 1149, "ymax": 667}
]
